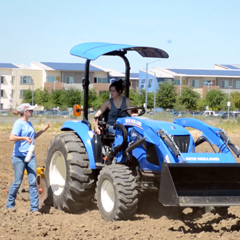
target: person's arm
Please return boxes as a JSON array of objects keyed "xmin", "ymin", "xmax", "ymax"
[
  {"xmin": 9, "ymin": 120, "xmax": 32, "ymax": 143},
  {"xmin": 94, "ymin": 100, "xmax": 109, "ymax": 134},
  {"xmin": 35, "ymin": 123, "xmax": 51, "ymax": 139},
  {"xmin": 126, "ymin": 97, "xmax": 131, "ymax": 116},
  {"xmin": 9, "ymin": 134, "xmax": 32, "ymax": 143}
]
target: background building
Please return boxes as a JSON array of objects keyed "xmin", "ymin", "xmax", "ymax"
[{"xmin": 1, "ymin": 61, "xmax": 240, "ymax": 110}]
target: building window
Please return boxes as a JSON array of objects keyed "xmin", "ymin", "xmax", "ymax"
[
  {"xmin": 140, "ymin": 79, "xmax": 145, "ymax": 89},
  {"xmin": 11, "ymin": 90, "xmax": 15, "ymax": 98},
  {"xmin": 192, "ymin": 80, "xmax": 199, "ymax": 88},
  {"xmin": 174, "ymin": 79, "xmax": 180, "ymax": 85},
  {"xmin": 66, "ymin": 76, "xmax": 74, "ymax": 84},
  {"xmin": 20, "ymin": 89, "xmax": 27, "ymax": 99},
  {"xmin": 46, "ymin": 76, "xmax": 56, "ymax": 82},
  {"xmin": 165, "ymin": 79, "xmax": 172, "ymax": 84},
  {"xmin": 221, "ymin": 80, "xmax": 229, "ymax": 88},
  {"xmin": 148, "ymin": 79, "xmax": 152, "ymax": 88},
  {"xmin": 203, "ymin": 80, "xmax": 212, "ymax": 86},
  {"xmin": 97, "ymin": 78, "xmax": 107, "ymax": 83},
  {"xmin": 12, "ymin": 76, "xmax": 15, "ymax": 85},
  {"xmin": 1, "ymin": 76, "xmax": 4, "ymax": 84},
  {"xmin": 236, "ymin": 81, "xmax": 240, "ymax": 89},
  {"xmin": 0, "ymin": 90, "xmax": 3, "ymax": 98},
  {"xmin": 20, "ymin": 76, "xmax": 32, "ymax": 84}
]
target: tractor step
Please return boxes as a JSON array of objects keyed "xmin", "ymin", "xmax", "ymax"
[{"xmin": 95, "ymin": 163, "xmax": 106, "ymax": 167}]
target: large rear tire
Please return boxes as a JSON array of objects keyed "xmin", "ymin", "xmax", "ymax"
[
  {"xmin": 96, "ymin": 164, "xmax": 138, "ymax": 221},
  {"xmin": 45, "ymin": 132, "xmax": 95, "ymax": 213}
]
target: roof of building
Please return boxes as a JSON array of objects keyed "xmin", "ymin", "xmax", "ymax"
[
  {"xmin": 166, "ymin": 68, "xmax": 240, "ymax": 77},
  {"xmin": 141, "ymin": 68, "xmax": 174, "ymax": 78},
  {"xmin": 0, "ymin": 63, "xmax": 19, "ymax": 68},
  {"xmin": 130, "ymin": 73, "xmax": 139, "ymax": 79},
  {"xmin": 216, "ymin": 64, "xmax": 240, "ymax": 70},
  {"xmin": 104, "ymin": 68, "xmax": 125, "ymax": 77},
  {"xmin": 40, "ymin": 62, "xmax": 104, "ymax": 71}
]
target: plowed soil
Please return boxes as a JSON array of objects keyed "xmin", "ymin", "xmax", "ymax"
[{"xmin": 1, "ymin": 130, "xmax": 240, "ymax": 240}]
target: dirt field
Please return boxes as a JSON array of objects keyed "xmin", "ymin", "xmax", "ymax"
[{"xmin": 1, "ymin": 131, "xmax": 240, "ymax": 240}]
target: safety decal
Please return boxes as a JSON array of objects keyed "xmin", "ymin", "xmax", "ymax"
[{"xmin": 124, "ymin": 119, "xmax": 142, "ymax": 127}]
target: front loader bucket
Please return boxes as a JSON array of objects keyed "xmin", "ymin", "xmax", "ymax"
[{"xmin": 159, "ymin": 163, "xmax": 240, "ymax": 207}]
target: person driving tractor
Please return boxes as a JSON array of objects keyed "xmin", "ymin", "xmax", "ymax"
[{"xmin": 94, "ymin": 79, "xmax": 131, "ymax": 134}]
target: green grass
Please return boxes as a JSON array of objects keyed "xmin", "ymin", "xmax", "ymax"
[
  {"xmin": 145, "ymin": 112, "xmax": 240, "ymax": 132},
  {"xmin": 0, "ymin": 113, "xmax": 239, "ymax": 133}
]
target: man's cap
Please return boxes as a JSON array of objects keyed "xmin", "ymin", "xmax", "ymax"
[{"xmin": 17, "ymin": 103, "xmax": 35, "ymax": 114}]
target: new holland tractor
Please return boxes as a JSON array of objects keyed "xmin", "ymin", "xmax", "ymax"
[{"xmin": 44, "ymin": 42, "xmax": 240, "ymax": 221}]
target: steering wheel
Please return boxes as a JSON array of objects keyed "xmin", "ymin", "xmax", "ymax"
[{"xmin": 118, "ymin": 107, "xmax": 146, "ymax": 117}]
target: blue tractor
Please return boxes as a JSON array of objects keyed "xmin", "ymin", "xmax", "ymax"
[{"xmin": 45, "ymin": 42, "xmax": 240, "ymax": 221}]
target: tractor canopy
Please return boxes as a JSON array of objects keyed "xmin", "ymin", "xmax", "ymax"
[
  {"xmin": 70, "ymin": 42, "xmax": 169, "ymax": 119},
  {"xmin": 70, "ymin": 42, "xmax": 169, "ymax": 60}
]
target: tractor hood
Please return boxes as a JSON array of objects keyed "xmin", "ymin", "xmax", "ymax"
[
  {"xmin": 121, "ymin": 117, "xmax": 190, "ymax": 136},
  {"xmin": 70, "ymin": 42, "xmax": 169, "ymax": 60}
]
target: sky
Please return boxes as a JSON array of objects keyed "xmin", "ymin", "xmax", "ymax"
[{"xmin": 1, "ymin": 0, "xmax": 240, "ymax": 73}]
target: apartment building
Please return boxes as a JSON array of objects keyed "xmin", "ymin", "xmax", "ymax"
[
  {"xmin": 139, "ymin": 65, "xmax": 240, "ymax": 97},
  {"xmin": 2, "ymin": 61, "xmax": 240, "ymax": 110},
  {"xmin": 0, "ymin": 62, "xmax": 139, "ymax": 110}
]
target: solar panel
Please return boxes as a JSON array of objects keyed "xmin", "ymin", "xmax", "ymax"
[
  {"xmin": 220, "ymin": 65, "xmax": 240, "ymax": 70},
  {"xmin": 130, "ymin": 73, "xmax": 139, "ymax": 78},
  {"xmin": 167, "ymin": 68, "xmax": 240, "ymax": 76},
  {"xmin": 0, "ymin": 63, "xmax": 18, "ymax": 68},
  {"xmin": 40, "ymin": 62, "xmax": 103, "ymax": 72}
]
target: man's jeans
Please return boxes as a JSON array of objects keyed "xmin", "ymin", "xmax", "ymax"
[{"xmin": 6, "ymin": 156, "xmax": 39, "ymax": 212}]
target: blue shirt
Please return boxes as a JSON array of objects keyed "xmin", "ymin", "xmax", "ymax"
[{"xmin": 11, "ymin": 119, "xmax": 36, "ymax": 157}]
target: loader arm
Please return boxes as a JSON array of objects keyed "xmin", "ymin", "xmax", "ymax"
[{"xmin": 173, "ymin": 118, "xmax": 232, "ymax": 154}]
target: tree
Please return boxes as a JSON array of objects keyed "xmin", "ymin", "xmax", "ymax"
[
  {"xmin": 92, "ymin": 91, "xmax": 109, "ymax": 110},
  {"xmin": 62, "ymin": 88, "xmax": 81, "ymax": 109},
  {"xmin": 196, "ymin": 98, "xmax": 208, "ymax": 111},
  {"xmin": 173, "ymin": 97, "xmax": 186, "ymax": 111},
  {"xmin": 88, "ymin": 89, "xmax": 98, "ymax": 109},
  {"xmin": 179, "ymin": 87, "xmax": 200, "ymax": 110},
  {"xmin": 34, "ymin": 89, "xmax": 51, "ymax": 109},
  {"xmin": 137, "ymin": 89, "xmax": 146, "ymax": 107},
  {"xmin": 231, "ymin": 91, "xmax": 240, "ymax": 109},
  {"xmin": 50, "ymin": 90, "xmax": 64, "ymax": 109},
  {"xmin": 156, "ymin": 82, "xmax": 177, "ymax": 110},
  {"xmin": 147, "ymin": 92, "xmax": 154, "ymax": 109},
  {"xmin": 206, "ymin": 90, "xmax": 226, "ymax": 110},
  {"xmin": 22, "ymin": 90, "xmax": 34, "ymax": 104},
  {"xmin": 129, "ymin": 89, "xmax": 139, "ymax": 106}
]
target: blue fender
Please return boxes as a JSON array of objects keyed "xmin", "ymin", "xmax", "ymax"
[{"xmin": 61, "ymin": 120, "xmax": 97, "ymax": 169}]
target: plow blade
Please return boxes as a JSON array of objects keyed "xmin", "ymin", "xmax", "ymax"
[{"xmin": 159, "ymin": 163, "xmax": 240, "ymax": 207}]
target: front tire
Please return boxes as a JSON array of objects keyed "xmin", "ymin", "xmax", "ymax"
[
  {"xmin": 45, "ymin": 132, "xmax": 95, "ymax": 213},
  {"xmin": 96, "ymin": 164, "xmax": 138, "ymax": 221}
]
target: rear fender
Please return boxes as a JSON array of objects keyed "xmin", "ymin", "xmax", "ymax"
[{"xmin": 61, "ymin": 121, "xmax": 96, "ymax": 169}]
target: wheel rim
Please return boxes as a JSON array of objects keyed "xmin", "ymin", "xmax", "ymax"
[
  {"xmin": 101, "ymin": 179, "xmax": 115, "ymax": 212},
  {"xmin": 49, "ymin": 151, "xmax": 66, "ymax": 196}
]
